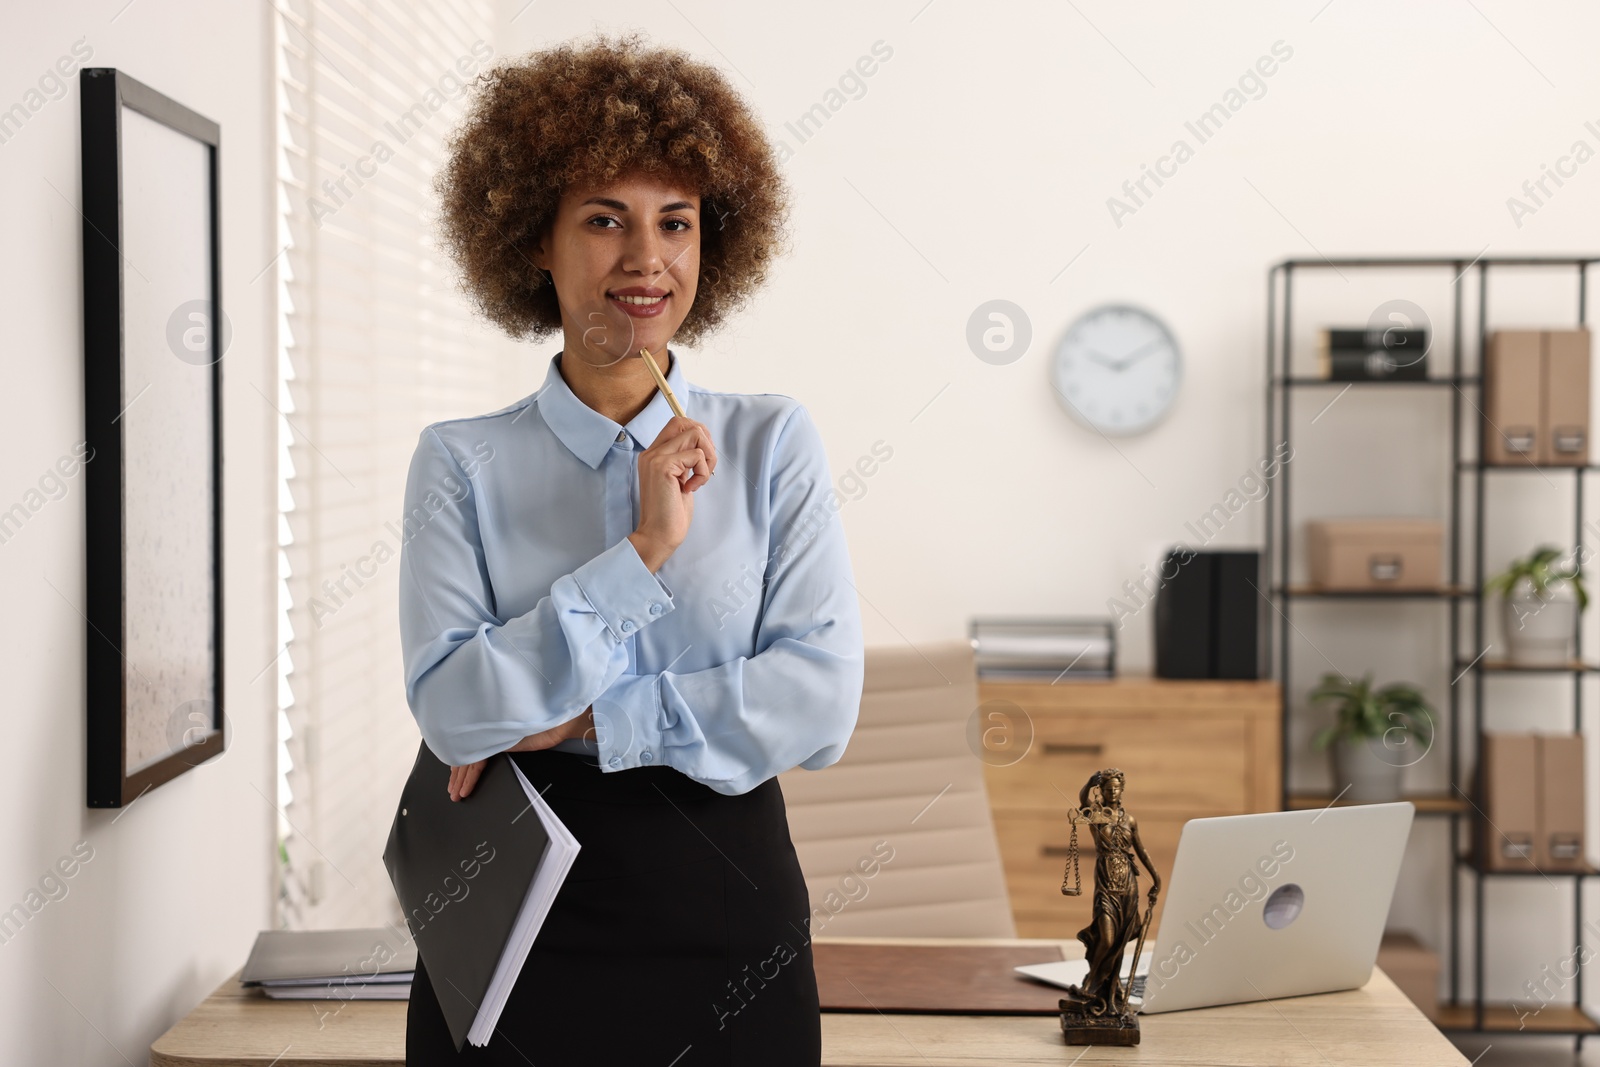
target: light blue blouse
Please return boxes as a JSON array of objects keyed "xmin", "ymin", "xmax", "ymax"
[{"xmin": 396, "ymin": 350, "xmax": 865, "ymax": 796}]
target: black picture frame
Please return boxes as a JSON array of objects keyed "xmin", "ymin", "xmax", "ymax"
[{"xmin": 81, "ymin": 68, "xmax": 225, "ymax": 807}]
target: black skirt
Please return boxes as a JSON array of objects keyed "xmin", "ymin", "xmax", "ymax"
[{"xmin": 406, "ymin": 748, "xmax": 821, "ymax": 1066}]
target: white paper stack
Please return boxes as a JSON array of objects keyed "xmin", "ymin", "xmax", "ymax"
[{"xmin": 466, "ymin": 758, "xmax": 582, "ymax": 1046}]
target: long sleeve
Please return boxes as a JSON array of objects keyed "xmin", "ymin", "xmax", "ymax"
[
  {"xmin": 397, "ymin": 427, "xmax": 677, "ymax": 766},
  {"xmin": 593, "ymin": 403, "xmax": 865, "ymax": 796}
]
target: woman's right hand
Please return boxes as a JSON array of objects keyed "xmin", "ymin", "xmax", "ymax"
[{"xmin": 628, "ymin": 415, "xmax": 717, "ymax": 572}]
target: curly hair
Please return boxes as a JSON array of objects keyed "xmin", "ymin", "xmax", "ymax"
[{"xmin": 433, "ymin": 31, "xmax": 791, "ymax": 344}]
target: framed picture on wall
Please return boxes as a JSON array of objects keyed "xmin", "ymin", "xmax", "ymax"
[{"xmin": 81, "ymin": 68, "xmax": 225, "ymax": 808}]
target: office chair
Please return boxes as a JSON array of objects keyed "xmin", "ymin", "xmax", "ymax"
[{"xmin": 778, "ymin": 640, "xmax": 1017, "ymax": 938}]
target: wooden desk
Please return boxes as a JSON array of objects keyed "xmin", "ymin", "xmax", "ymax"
[{"xmin": 151, "ymin": 935, "xmax": 1467, "ymax": 1066}]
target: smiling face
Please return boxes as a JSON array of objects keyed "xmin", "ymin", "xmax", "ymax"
[{"xmin": 530, "ymin": 171, "xmax": 701, "ymax": 368}]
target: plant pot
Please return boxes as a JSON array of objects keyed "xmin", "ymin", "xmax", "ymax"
[
  {"xmin": 1501, "ymin": 593, "xmax": 1577, "ymax": 666},
  {"xmin": 1328, "ymin": 736, "xmax": 1404, "ymax": 803}
]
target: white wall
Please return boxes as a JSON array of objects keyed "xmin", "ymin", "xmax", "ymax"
[
  {"xmin": 504, "ymin": 0, "xmax": 1600, "ymax": 1016},
  {"xmin": 1, "ymin": 2, "xmax": 276, "ymax": 1063},
  {"xmin": 3, "ymin": 2, "xmax": 1598, "ymax": 1060}
]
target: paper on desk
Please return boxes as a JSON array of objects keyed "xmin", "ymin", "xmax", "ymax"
[{"xmin": 1014, "ymin": 945, "xmax": 1150, "ymax": 993}]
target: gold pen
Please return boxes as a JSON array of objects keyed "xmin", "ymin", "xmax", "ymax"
[{"xmin": 639, "ymin": 348, "xmax": 685, "ymax": 419}]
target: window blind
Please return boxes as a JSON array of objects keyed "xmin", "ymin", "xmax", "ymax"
[{"xmin": 273, "ymin": 0, "xmax": 514, "ymax": 929}]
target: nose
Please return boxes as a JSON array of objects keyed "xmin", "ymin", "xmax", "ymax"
[{"xmin": 621, "ymin": 221, "xmax": 665, "ymax": 277}]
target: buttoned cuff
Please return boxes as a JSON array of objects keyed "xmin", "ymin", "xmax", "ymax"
[
  {"xmin": 571, "ymin": 537, "xmax": 675, "ymax": 641},
  {"xmin": 591, "ymin": 672, "xmax": 666, "ymax": 772}
]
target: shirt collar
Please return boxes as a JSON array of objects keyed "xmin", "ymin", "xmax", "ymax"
[{"xmin": 537, "ymin": 349, "xmax": 688, "ymax": 470}]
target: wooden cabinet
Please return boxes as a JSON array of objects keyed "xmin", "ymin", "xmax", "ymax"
[{"xmin": 978, "ymin": 676, "xmax": 1281, "ymax": 939}]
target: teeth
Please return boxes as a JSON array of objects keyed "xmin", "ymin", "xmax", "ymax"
[{"xmin": 611, "ymin": 294, "xmax": 665, "ymax": 305}]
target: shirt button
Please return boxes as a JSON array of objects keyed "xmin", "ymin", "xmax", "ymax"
[
  {"xmin": 615, "ymin": 429, "xmax": 627, "ymax": 443},
  {"xmin": 608, "ymin": 756, "xmax": 622, "ymax": 768},
  {"xmin": 641, "ymin": 751, "xmax": 654, "ymax": 763},
  {"xmin": 648, "ymin": 603, "xmax": 664, "ymax": 616},
  {"xmin": 620, "ymin": 619, "xmax": 635, "ymax": 633}
]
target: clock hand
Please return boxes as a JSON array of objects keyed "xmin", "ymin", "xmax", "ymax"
[
  {"xmin": 1083, "ymin": 347, "xmax": 1120, "ymax": 369},
  {"xmin": 1114, "ymin": 336, "xmax": 1165, "ymax": 371}
]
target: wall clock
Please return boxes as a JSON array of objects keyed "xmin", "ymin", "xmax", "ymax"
[{"xmin": 1049, "ymin": 304, "xmax": 1182, "ymax": 436}]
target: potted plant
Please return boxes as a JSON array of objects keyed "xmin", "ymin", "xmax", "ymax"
[
  {"xmin": 1311, "ymin": 672, "xmax": 1434, "ymax": 802},
  {"xmin": 1485, "ymin": 546, "xmax": 1587, "ymax": 666}
]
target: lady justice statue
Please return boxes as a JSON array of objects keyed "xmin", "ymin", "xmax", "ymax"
[{"xmin": 1057, "ymin": 767, "xmax": 1161, "ymax": 1046}]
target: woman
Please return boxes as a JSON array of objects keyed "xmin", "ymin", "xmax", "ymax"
[
  {"xmin": 1063, "ymin": 768, "xmax": 1160, "ymax": 1018},
  {"xmin": 396, "ymin": 32, "xmax": 865, "ymax": 1065}
]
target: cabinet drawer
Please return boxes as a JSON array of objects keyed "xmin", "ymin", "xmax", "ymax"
[
  {"xmin": 1015, "ymin": 911, "xmax": 1088, "ymax": 940},
  {"xmin": 983, "ymin": 714, "xmax": 1249, "ymax": 814},
  {"xmin": 993, "ymin": 811, "xmax": 1184, "ymax": 937}
]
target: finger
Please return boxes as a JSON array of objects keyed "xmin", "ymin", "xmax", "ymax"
[
  {"xmin": 652, "ymin": 421, "xmax": 717, "ymax": 477},
  {"xmin": 660, "ymin": 414, "xmax": 712, "ymax": 444},
  {"xmin": 644, "ymin": 443, "xmax": 707, "ymax": 486},
  {"xmin": 671, "ymin": 447, "xmax": 709, "ymax": 489},
  {"xmin": 663, "ymin": 447, "xmax": 708, "ymax": 490},
  {"xmin": 669, "ymin": 434, "xmax": 715, "ymax": 485},
  {"xmin": 448, "ymin": 766, "xmax": 462, "ymax": 801},
  {"xmin": 460, "ymin": 763, "xmax": 482, "ymax": 799},
  {"xmin": 519, "ymin": 727, "xmax": 556, "ymax": 753}
]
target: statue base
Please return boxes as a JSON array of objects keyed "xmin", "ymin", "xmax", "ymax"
[{"xmin": 1058, "ymin": 1002, "xmax": 1140, "ymax": 1046}]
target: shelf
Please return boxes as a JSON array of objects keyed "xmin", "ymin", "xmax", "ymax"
[
  {"xmin": 1455, "ymin": 856, "xmax": 1599, "ymax": 877},
  {"xmin": 1277, "ymin": 255, "xmax": 1600, "ymax": 269},
  {"xmin": 1288, "ymin": 793, "xmax": 1467, "ymax": 816},
  {"xmin": 1455, "ymin": 461, "xmax": 1600, "ymax": 472},
  {"xmin": 1267, "ymin": 254, "xmax": 1600, "ymax": 1044},
  {"xmin": 1460, "ymin": 659, "xmax": 1600, "ymax": 674},
  {"xmin": 1274, "ymin": 376, "xmax": 1477, "ymax": 387},
  {"xmin": 1435, "ymin": 1002, "xmax": 1600, "ymax": 1035},
  {"xmin": 1278, "ymin": 585, "xmax": 1471, "ymax": 599}
]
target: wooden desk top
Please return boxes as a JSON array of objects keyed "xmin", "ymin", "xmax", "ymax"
[{"xmin": 150, "ymin": 935, "xmax": 1467, "ymax": 1067}]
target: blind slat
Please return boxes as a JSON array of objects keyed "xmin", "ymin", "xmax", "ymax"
[{"xmin": 274, "ymin": 0, "xmax": 502, "ymax": 932}]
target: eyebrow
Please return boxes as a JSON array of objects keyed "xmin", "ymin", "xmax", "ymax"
[{"xmin": 579, "ymin": 196, "xmax": 697, "ymax": 212}]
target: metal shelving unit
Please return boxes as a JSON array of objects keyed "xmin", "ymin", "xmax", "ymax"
[{"xmin": 1263, "ymin": 254, "xmax": 1600, "ymax": 1046}]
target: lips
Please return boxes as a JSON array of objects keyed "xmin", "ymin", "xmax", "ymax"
[{"xmin": 608, "ymin": 290, "xmax": 668, "ymax": 318}]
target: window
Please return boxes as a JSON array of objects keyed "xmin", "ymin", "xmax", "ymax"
[{"xmin": 272, "ymin": 0, "xmax": 515, "ymax": 928}]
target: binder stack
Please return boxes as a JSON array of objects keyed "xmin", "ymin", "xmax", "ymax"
[{"xmin": 239, "ymin": 926, "xmax": 414, "ymax": 1000}]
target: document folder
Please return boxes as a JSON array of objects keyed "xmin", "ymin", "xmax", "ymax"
[
  {"xmin": 383, "ymin": 740, "xmax": 580, "ymax": 1049},
  {"xmin": 240, "ymin": 926, "xmax": 414, "ymax": 1000}
]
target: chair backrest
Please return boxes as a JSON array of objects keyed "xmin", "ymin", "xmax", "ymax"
[{"xmin": 777, "ymin": 640, "xmax": 1017, "ymax": 938}]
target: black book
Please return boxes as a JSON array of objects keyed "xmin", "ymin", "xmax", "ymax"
[
  {"xmin": 1154, "ymin": 550, "xmax": 1263, "ymax": 679},
  {"xmin": 1321, "ymin": 349, "xmax": 1430, "ymax": 380},
  {"xmin": 1154, "ymin": 549, "xmax": 1212, "ymax": 679},
  {"xmin": 1320, "ymin": 326, "xmax": 1428, "ymax": 352},
  {"xmin": 383, "ymin": 740, "xmax": 580, "ymax": 1050},
  {"xmin": 1317, "ymin": 326, "xmax": 1430, "ymax": 379},
  {"xmin": 1212, "ymin": 551, "xmax": 1261, "ymax": 679}
]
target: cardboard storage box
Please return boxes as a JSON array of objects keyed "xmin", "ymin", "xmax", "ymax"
[
  {"xmin": 1538, "ymin": 733, "xmax": 1586, "ymax": 871},
  {"xmin": 1477, "ymin": 733, "xmax": 1538, "ymax": 871},
  {"xmin": 1483, "ymin": 328, "xmax": 1592, "ymax": 466},
  {"xmin": 1306, "ymin": 518, "xmax": 1443, "ymax": 591},
  {"xmin": 1546, "ymin": 329, "xmax": 1592, "ymax": 466},
  {"xmin": 1377, "ymin": 931, "xmax": 1439, "ymax": 1022},
  {"xmin": 1483, "ymin": 330, "xmax": 1542, "ymax": 464}
]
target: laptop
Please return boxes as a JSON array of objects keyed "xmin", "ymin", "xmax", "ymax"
[{"xmin": 1016, "ymin": 802, "xmax": 1414, "ymax": 1013}]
